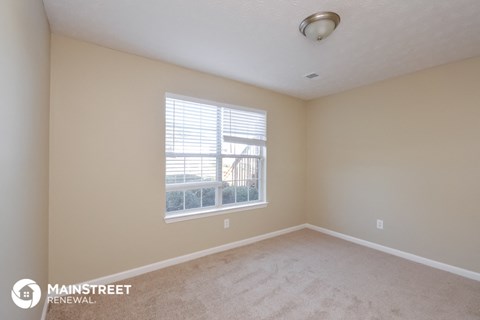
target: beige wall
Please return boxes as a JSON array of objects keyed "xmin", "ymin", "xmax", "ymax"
[
  {"xmin": 306, "ymin": 57, "xmax": 480, "ymax": 273},
  {"xmin": 49, "ymin": 32, "xmax": 480, "ymax": 284},
  {"xmin": 49, "ymin": 35, "xmax": 306, "ymax": 284},
  {"xmin": 0, "ymin": 0, "xmax": 50, "ymax": 318}
]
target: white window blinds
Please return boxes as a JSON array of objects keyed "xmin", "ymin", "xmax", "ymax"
[
  {"xmin": 166, "ymin": 95, "xmax": 267, "ymax": 157},
  {"xmin": 222, "ymin": 108, "xmax": 267, "ymax": 146},
  {"xmin": 165, "ymin": 98, "xmax": 219, "ymax": 156},
  {"xmin": 165, "ymin": 93, "xmax": 267, "ymax": 217}
]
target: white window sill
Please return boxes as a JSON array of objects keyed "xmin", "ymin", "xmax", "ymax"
[{"xmin": 164, "ymin": 202, "xmax": 268, "ymax": 224}]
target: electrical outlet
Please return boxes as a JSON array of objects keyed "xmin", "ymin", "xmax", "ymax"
[
  {"xmin": 224, "ymin": 219, "xmax": 230, "ymax": 229},
  {"xmin": 376, "ymin": 219, "xmax": 384, "ymax": 230}
]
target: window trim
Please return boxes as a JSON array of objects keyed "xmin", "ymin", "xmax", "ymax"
[
  {"xmin": 164, "ymin": 201, "xmax": 269, "ymax": 223},
  {"xmin": 166, "ymin": 93, "xmax": 265, "ymax": 115},
  {"xmin": 164, "ymin": 93, "xmax": 268, "ymax": 221}
]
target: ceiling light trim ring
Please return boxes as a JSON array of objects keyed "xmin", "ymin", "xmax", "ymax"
[{"xmin": 299, "ymin": 11, "xmax": 341, "ymax": 41}]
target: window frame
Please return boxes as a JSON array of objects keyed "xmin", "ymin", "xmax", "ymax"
[{"xmin": 164, "ymin": 93, "xmax": 268, "ymax": 222}]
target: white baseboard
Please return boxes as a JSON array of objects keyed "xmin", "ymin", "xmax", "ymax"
[
  {"xmin": 78, "ymin": 224, "xmax": 307, "ymax": 287},
  {"xmin": 40, "ymin": 224, "xmax": 305, "ymax": 319},
  {"xmin": 41, "ymin": 222, "xmax": 478, "ymax": 319},
  {"xmin": 40, "ymin": 296, "xmax": 49, "ymax": 320},
  {"xmin": 306, "ymin": 223, "xmax": 480, "ymax": 282}
]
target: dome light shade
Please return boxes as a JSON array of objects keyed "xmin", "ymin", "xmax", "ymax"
[{"xmin": 299, "ymin": 12, "xmax": 340, "ymax": 41}]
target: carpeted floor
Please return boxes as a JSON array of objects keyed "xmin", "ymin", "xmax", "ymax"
[{"xmin": 47, "ymin": 229, "xmax": 480, "ymax": 319}]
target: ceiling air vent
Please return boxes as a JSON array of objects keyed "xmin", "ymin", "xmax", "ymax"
[{"xmin": 305, "ymin": 73, "xmax": 319, "ymax": 79}]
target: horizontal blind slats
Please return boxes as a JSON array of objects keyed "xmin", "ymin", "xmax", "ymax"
[
  {"xmin": 166, "ymin": 97, "xmax": 219, "ymax": 155},
  {"xmin": 222, "ymin": 108, "xmax": 266, "ymax": 142},
  {"xmin": 166, "ymin": 96, "xmax": 266, "ymax": 194}
]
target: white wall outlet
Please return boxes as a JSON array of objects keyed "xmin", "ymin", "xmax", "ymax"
[
  {"xmin": 376, "ymin": 219, "xmax": 384, "ymax": 230},
  {"xmin": 224, "ymin": 219, "xmax": 230, "ymax": 229}
]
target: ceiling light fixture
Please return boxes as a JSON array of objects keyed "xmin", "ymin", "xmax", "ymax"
[{"xmin": 299, "ymin": 11, "xmax": 340, "ymax": 41}]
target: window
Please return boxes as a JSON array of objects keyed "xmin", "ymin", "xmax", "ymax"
[{"xmin": 165, "ymin": 93, "xmax": 267, "ymax": 220}]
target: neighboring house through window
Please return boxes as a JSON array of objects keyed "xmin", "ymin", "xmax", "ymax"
[{"xmin": 165, "ymin": 93, "xmax": 267, "ymax": 220}]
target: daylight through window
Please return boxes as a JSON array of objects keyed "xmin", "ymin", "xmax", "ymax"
[{"xmin": 165, "ymin": 94, "xmax": 267, "ymax": 218}]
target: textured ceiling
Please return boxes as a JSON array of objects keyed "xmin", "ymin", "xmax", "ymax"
[{"xmin": 43, "ymin": 0, "xmax": 480, "ymax": 100}]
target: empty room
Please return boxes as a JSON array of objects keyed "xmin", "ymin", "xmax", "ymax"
[{"xmin": 2, "ymin": 0, "xmax": 480, "ymax": 319}]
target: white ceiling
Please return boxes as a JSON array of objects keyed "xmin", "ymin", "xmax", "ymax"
[{"xmin": 43, "ymin": 0, "xmax": 480, "ymax": 100}]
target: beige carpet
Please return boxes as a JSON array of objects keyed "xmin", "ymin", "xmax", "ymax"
[{"xmin": 47, "ymin": 229, "xmax": 480, "ymax": 319}]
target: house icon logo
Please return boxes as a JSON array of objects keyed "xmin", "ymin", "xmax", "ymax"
[{"xmin": 11, "ymin": 279, "xmax": 42, "ymax": 309}]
